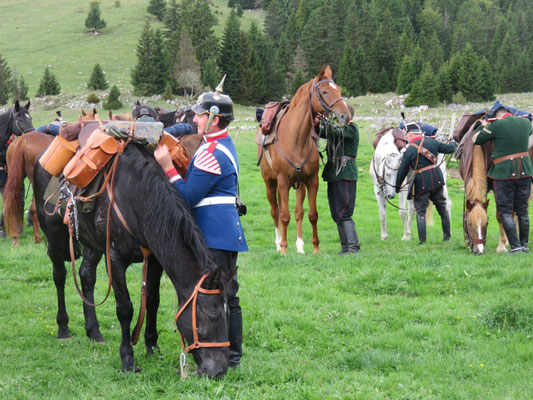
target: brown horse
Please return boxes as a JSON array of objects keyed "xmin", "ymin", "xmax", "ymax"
[
  {"xmin": 257, "ymin": 66, "xmax": 350, "ymax": 254},
  {"xmin": 4, "ymin": 111, "xmax": 98, "ymax": 245}
]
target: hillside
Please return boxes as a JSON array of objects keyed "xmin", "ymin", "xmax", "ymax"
[{"xmin": 0, "ymin": 0, "xmax": 263, "ymax": 94}]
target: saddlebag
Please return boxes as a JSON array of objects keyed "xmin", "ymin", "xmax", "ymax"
[
  {"xmin": 63, "ymin": 129, "xmax": 119, "ymax": 188},
  {"xmin": 159, "ymin": 132, "xmax": 190, "ymax": 176},
  {"xmin": 260, "ymin": 101, "xmax": 288, "ymax": 136},
  {"xmin": 39, "ymin": 136, "xmax": 79, "ymax": 177}
]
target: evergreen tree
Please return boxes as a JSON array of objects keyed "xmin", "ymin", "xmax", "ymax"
[
  {"xmin": 370, "ymin": 8, "xmax": 398, "ymax": 92},
  {"xmin": 151, "ymin": 29, "xmax": 171, "ymax": 93},
  {"xmin": 174, "ymin": 27, "xmax": 202, "ymax": 96},
  {"xmin": 488, "ymin": 17, "xmax": 508, "ymax": 66},
  {"xmin": 496, "ymin": 27, "xmax": 522, "ymax": 93},
  {"xmin": 202, "ymin": 58, "xmax": 219, "ymax": 90},
  {"xmin": 404, "ymin": 78, "xmax": 422, "ymax": 107},
  {"xmin": 290, "ymin": 69, "xmax": 306, "ymax": 96},
  {"xmin": 218, "ymin": 9, "xmax": 242, "ymax": 98},
  {"xmin": 87, "ymin": 63, "xmax": 109, "ymax": 90},
  {"xmin": 419, "ymin": 30, "xmax": 444, "ymax": 73},
  {"xmin": 147, "ymin": 0, "xmax": 166, "ymax": 21},
  {"xmin": 477, "ymin": 58, "xmax": 495, "ymax": 101},
  {"xmin": 457, "ymin": 43, "xmax": 482, "ymax": 102},
  {"xmin": 396, "ymin": 55, "xmax": 415, "ymax": 95},
  {"xmin": 36, "ymin": 67, "xmax": 61, "ymax": 97},
  {"xmin": 416, "ymin": 62, "xmax": 439, "ymax": 107},
  {"xmin": 163, "ymin": 0, "xmax": 181, "ymax": 62},
  {"xmin": 11, "ymin": 69, "xmax": 29, "ymax": 102},
  {"xmin": 448, "ymin": 53, "xmax": 462, "ymax": 94},
  {"xmin": 247, "ymin": 22, "xmax": 271, "ymax": 102},
  {"xmin": 337, "ymin": 43, "xmax": 360, "ymax": 97},
  {"xmin": 265, "ymin": 0, "xmax": 288, "ymax": 44},
  {"xmin": 235, "ymin": 32, "xmax": 259, "ymax": 105},
  {"xmin": 235, "ymin": 4, "xmax": 243, "ymax": 17},
  {"xmin": 437, "ymin": 62, "xmax": 453, "ymax": 103},
  {"xmin": 85, "ymin": 1, "xmax": 106, "ymax": 32},
  {"xmin": 0, "ymin": 54, "xmax": 12, "ymax": 105},
  {"xmin": 103, "ymin": 85, "xmax": 123, "ymax": 110}
]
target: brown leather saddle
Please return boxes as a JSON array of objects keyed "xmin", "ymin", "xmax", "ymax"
[{"xmin": 373, "ymin": 127, "xmax": 408, "ymax": 151}]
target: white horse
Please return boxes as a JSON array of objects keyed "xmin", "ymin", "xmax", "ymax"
[{"xmin": 369, "ymin": 130, "xmax": 415, "ymax": 240}]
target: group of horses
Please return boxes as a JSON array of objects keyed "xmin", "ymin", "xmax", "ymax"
[{"xmin": 0, "ymin": 66, "xmax": 525, "ymax": 378}]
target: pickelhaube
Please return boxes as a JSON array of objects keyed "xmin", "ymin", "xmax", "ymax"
[
  {"xmin": 192, "ymin": 75, "xmax": 234, "ymax": 122},
  {"xmin": 138, "ymin": 107, "xmax": 151, "ymax": 117}
]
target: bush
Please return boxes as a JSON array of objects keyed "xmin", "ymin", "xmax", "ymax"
[
  {"xmin": 114, "ymin": 0, "xmax": 120, "ymax": 7},
  {"xmin": 451, "ymin": 91, "xmax": 467, "ymax": 105},
  {"xmin": 162, "ymin": 82, "xmax": 174, "ymax": 100},
  {"xmin": 103, "ymin": 85, "xmax": 123, "ymax": 110},
  {"xmin": 86, "ymin": 93, "xmax": 100, "ymax": 104},
  {"xmin": 36, "ymin": 67, "xmax": 61, "ymax": 97}
]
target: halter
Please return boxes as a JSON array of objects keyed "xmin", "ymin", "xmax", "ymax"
[
  {"xmin": 174, "ymin": 273, "xmax": 230, "ymax": 375},
  {"xmin": 11, "ymin": 110, "xmax": 33, "ymax": 136},
  {"xmin": 313, "ymin": 78, "xmax": 344, "ymax": 115},
  {"xmin": 372, "ymin": 153, "xmax": 401, "ymax": 194},
  {"xmin": 463, "ymin": 196, "xmax": 489, "ymax": 248}
]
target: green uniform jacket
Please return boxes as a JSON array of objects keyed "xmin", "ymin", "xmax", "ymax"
[
  {"xmin": 396, "ymin": 136, "xmax": 457, "ymax": 197},
  {"xmin": 318, "ymin": 120, "xmax": 359, "ymax": 182},
  {"xmin": 474, "ymin": 116, "xmax": 533, "ymax": 180}
]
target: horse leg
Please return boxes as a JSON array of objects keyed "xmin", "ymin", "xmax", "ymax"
[
  {"xmin": 79, "ymin": 247, "xmax": 104, "ymax": 342},
  {"xmin": 295, "ymin": 186, "xmax": 306, "ymax": 254},
  {"xmin": 306, "ymin": 175, "xmax": 320, "ymax": 254},
  {"xmin": 374, "ymin": 186, "xmax": 388, "ymax": 240},
  {"xmin": 496, "ymin": 212, "xmax": 508, "ymax": 253},
  {"xmin": 265, "ymin": 178, "xmax": 281, "ymax": 251},
  {"xmin": 30, "ymin": 198, "xmax": 42, "ymax": 244},
  {"xmin": 426, "ymin": 202, "xmax": 435, "ymax": 226},
  {"xmin": 277, "ymin": 178, "xmax": 292, "ymax": 255},
  {"xmin": 399, "ymin": 190, "xmax": 412, "ymax": 241},
  {"xmin": 49, "ymin": 250, "xmax": 71, "ymax": 339},
  {"xmin": 110, "ymin": 253, "xmax": 139, "ymax": 372},
  {"xmin": 145, "ymin": 255, "xmax": 163, "ymax": 355}
]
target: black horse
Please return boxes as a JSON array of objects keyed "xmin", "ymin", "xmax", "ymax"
[
  {"xmin": 33, "ymin": 142, "xmax": 231, "ymax": 377},
  {"xmin": 0, "ymin": 100, "xmax": 35, "ymax": 148},
  {"xmin": 132, "ymin": 101, "xmax": 198, "ymax": 134},
  {"xmin": 131, "ymin": 100, "xmax": 159, "ymax": 120}
]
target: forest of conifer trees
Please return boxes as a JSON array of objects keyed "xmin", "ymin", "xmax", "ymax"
[{"xmin": 134, "ymin": 0, "xmax": 533, "ymax": 106}]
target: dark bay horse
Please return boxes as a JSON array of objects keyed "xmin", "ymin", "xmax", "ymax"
[
  {"xmin": 32, "ymin": 141, "xmax": 231, "ymax": 377},
  {"xmin": 0, "ymin": 100, "xmax": 34, "ymax": 148},
  {"xmin": 258, "ymin": 66, "xmax": 350, "ymax": 254}
]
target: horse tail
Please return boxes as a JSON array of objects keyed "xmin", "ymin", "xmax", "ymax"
[{"xmin": 3, "ymin": 138, "xmax": 26, "ymax": 238}]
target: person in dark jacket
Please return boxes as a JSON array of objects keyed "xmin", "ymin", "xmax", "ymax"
[
  {"xmin": 473, "ymin": 107, "xmax": 533, "ymax": 253},
  {"xmin": 0, "ymin": 142, "xmax": 8, "ymax": 238},
  {"xmin": 318, "ymin": 106, "xmax": 360, "ymax": 254},
  {"xmin": 395, "ymin": 127, "xmax": 457, "ymax": 245}
]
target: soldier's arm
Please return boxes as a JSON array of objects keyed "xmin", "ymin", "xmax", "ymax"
[
  {"xmin": 395, "ymin": 148, "xmax": 414, "ymax": 190},
  {"xmin": 473, "ymin": 122, "xmax": 493, "ymax": 145},
  {"xmin": 351, "ymin": 124, "xmax": 359, "ymax": 158},
  {"xmin": 437, "ymin": 140, "xmax": 458, "ymax": 154}
]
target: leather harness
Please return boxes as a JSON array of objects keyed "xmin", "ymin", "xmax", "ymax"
[{"xmin": 493, "ymin": 151, "xmax": 529, "ymax": 164}]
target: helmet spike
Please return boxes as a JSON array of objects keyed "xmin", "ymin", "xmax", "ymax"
[{"xmin": 215, "ymin": 75, "xmax": 226, "ymax": 94}]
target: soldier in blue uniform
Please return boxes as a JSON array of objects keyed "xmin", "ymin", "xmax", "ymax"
[
  {"xmin": 155, "ymin": 85, "xmax": 247, "ymax": 368},
  {"xmin": 395, "ymin": 127, "xmax": 457, "ymax": 245}
]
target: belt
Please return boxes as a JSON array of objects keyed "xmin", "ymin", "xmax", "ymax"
[
  {"xmin": 493, "ymin": 152, "xmax": 529, "ymax": 164},
  {"xmin": 415, "ymin": 164, "xmax": 437, "ymax": 173},
  {"xmin": 194, "ymin": 196, "xmax": 236, "ymax": 208}
]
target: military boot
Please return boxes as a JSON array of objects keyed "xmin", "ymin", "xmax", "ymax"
[
  {"xmin": 416, "ymin": 213, "xmax": 427, "ymax": 245},
  {"xmin": 0, "ymin": 214, "xmax": 6, "ymax": 239},
  {"xmin": 518, "ymin": 213, "xmax": 529, "ymax": 253},
  {"xmin": 342, "ymin": 219, "xmax": 360, "ymax": 254},
  {"xmin": 501, "ymin": 213, "xmax": 521, "ymax": 253},
  {"xmin": 441, "ymin": 212, "xmax": 451, "ymax": 241},
  {"xmin": 336, "ymin": 222, "xmax": 348, "ymax": 255},
  {"xmin": 228, "ymin": 309, "xmax": 242, "ymax": 368}
]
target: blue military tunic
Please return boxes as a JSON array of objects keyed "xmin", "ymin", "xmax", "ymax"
[{"xmin": 166, "ymin": 129, "xmax": 248, "ymax": 252}]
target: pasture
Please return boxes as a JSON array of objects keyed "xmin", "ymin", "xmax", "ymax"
[{"xmin": 1, "ymin": 93, "xmax": 532, "ymax": 399}]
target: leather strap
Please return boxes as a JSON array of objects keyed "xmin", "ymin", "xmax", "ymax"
[
  {"xmin": 130, "ymin": 246, "xmax": 152, "ymax": 346},
  {"xmin": 415, "ymin": 164, "xmax": 438, "ymax": 173},
  {"xmin": 493, "ymin": 151, "xmax": 529, "ymax": 164}
]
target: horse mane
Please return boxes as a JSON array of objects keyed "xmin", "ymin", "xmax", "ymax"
[
  {"xmin": 466, "ymin": 146, "xmax": 487, "ymax": 204},
  {"xmin": 129, "ymin": 147, "xmax": 214, "ymax": 275},
  {"xmin": 289, "ymin": 79, "xmax": 312, "ymax": 110}
]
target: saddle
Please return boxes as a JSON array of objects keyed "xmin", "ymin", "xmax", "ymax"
[
  {"xmin": 159, "ymin": 133, "xmax": 190, "ymax": 176},
  {"xmin": 259, "ymin": 101, "xmax": 289, "ymax": 136},
  {"xmin": 59, "ymin": 121, "xmax": 101, "ymax": 142},
  {"xmin": 254, "ymin": 105, "xmax": 291, "ymax": 147},
  {"xmin": 373, "ymin": 127, "xmax": 408, "ymax": 151}
]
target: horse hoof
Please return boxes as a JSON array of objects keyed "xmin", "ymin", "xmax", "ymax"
[
  {"xmin": 401, "ymin": 235, "xmax": 410, "ymax": 241},
  {"xmin": 381, "ymin": 236, "xmax": 388, "ymax": 241},
  {"xmin": 313, "ymin": 248, "xmax": 321, "ymax": 254},
  {"xmin": 34, "ymin": 238, "xmax": 42, "ymax": 244},
  {"xmin": 57, "ymin": 332, "xmax": 72, "ymax": 340},
  {"xmin": 88, "ymin": 332, "xmax": 105, "ymax": 343},
  {"xmin": 146, "ymin": 345, "xmax": 160, "ymax": 356}
]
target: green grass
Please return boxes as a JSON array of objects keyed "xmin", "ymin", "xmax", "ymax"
[{"xmin": 1, "ymin": 94, "xmax": 533, "ymax": 399}]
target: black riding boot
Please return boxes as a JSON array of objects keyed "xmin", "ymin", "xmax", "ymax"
[
  {"xmin": 501, "ymin": 213, "xmax": 521, "ymax": 253},
  {"xmin": 228, "ymin": 308, "xmax": 242, "ymax": 368},
  {"xmin": 0, "ymin": 213, "xmax": 6, "ymax": 239},
  {"xmin": 518, "ymin": 213, "xmax": 529, "ymax": 253},
  {"xmin": 416, "ymin": 213, "xmax": 426, "ymax": 245},
  {"xmin": 336, "ymin": 222, "xmax": 348, "ymax": 255},
  {"xmin": 342, "ymin": 219, "xmax": 360, "ymax": 254},
  {"xmin": 441, "ymin": 212, "xmax": 451, "ymax": 241}
]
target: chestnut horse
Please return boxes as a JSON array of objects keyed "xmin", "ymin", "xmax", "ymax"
[
  {"xmin": 4, "ymin": 110, "xmax": 98, "ymax": 245},
  {"xmin": 258, "ymin": 66, "xmax": 350, "ymax": 254}
]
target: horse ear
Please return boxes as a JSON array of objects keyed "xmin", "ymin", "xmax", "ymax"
[
  {"xmin": 109, "ymin": 110, "xmax": 113, "ymax": 120},
  {"xmin": 205, "ymin": 267, "xmax": 222, "ymax": 289},
  {"xmin": 82, "ymin": 109, "xmax": 87, "ymax": 116},
  {"xmin": 93, "ymin": 107, "xmax": 97, "ymax": 115},
  {"xmin": 136, "ymin": 100, "xmax": 141, "ymax": 106},
  {"xmin": 24, "ymin": 100, "xmax": 31, "ymax": 110},
  {"xmin": 14, "ymin": 100, "xmax": 20, "ymax": 111},
  {"xmin": 317, "ymin": 65, "xmax": 327, "ymax": 80},
  {"xmin": 323, "ymin": 65, "xmax": 332, "ymax": 78}
]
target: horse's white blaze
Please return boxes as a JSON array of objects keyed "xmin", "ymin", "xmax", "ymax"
[
  {"xmin": 296, "ymin": 237, "xmax": 305, "ymax": 254},
  {"xmin": 477, "ymin": 223, "xmax": 484, "ymax": 253},
  {"xmin": 329, "ymin": 82, "xmax": 337, "ymax": 90},
  {"xmin": 275, "ymin": 228, "xmax": 282, "ymax": 251}
]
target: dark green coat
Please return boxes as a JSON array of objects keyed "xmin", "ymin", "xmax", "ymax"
[
  {"xmin": 474, "ymin": 116, "xmax": 533, "ymax": 180},
  {"xmin": 396, "ymin": 136, "xmax": 457, "ymax": 197},
  {"xmin": 318, "ymin": 120, "xmax": 359, "ymax": 182}
]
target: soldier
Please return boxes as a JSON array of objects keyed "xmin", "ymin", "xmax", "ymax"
[
  {"xmin": 396, "ymin": 125, "xmax": 457, "ymax": 245},
  {"xmin": 154, "ymin": 80, "xmax": 247, "ymax": 368},
  {"xmin": 473, "ymin": 106, "xmax": 533, "ymax": 253},
  {"xmin": 136, "ymin": 108, "xmax": 156, "ymax": 122},
  {"xmin": 318, "ymin": 105, "xmax": 360, "ymax": 254}
]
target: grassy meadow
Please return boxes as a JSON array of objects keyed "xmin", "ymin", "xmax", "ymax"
[
  {"xmin": 1, "ymin": 0, "xmax": 533, "ymax": 398},
  {"xmin": 1, "ymin": 93, "xmax": 533, "ymax": 399}
]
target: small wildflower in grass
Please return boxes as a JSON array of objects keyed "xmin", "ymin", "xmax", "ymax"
[
  {"xmin": 29, "ymin": 270, "xmax": 32, "ymax": 273},
  {"xmin": 469, "ymin": 364, "xmax": 473, "ymax": 367},
  {"xmin": 457, "ymin": 316, "xmax": 460, "ymax": 319},
  {"xmin": 480, "ymin": 364, "xmax": 484, "ymax": 367}
]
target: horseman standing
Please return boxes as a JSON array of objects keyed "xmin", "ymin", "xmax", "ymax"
[
  {"xmin": 473, "ymin": 106, "xmax": 533, "ymax": 253},
  {"xmin": 396, "ymin": 124, "xmax": 457, "ymax": 245},
  {"xmin": 154, "ymin": 77, "xmax": 247, "ymax": 368},
  {"xmin": 318, "ymin": 105, "xmax": 360, "ymax": 254}
]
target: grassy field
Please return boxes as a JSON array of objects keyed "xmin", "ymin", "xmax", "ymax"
[{"xmin": 1, "ymin": 93, "xmax": 533, "ymax": 399}]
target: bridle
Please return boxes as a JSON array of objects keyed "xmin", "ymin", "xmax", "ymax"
[
  {"xmin": 11, "ymin": 110, "xmax": 34, "ymax": 136},
  {"xmin": 463, "ymin": 196, "xmax": 489, "ymax": 249},
  {"xmin": 174, "ymin": 273, "xmax": 230, "ymax": 377},
  {"xmin": 372, "ymin": 153, "xmax": 402, "ymax": 194}
]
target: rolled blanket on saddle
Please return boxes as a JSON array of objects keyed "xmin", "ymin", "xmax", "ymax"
[
  {"xmin": 37, "ymin": 122, "xmax": 61, "ymax": 136},
  {"xmin": 399, "ymin": 121, "xmax": 438, "ymax": 138},
  {"xmin": 164, "ymin": 123, "xmax": 194, "ymax": 138}
]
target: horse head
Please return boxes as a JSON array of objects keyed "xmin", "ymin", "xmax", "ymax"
[
  {"xmin": 311, "ymin": 65, "xmax": 350, "ymax": 126},
  {"xmin": 374, "ymin": 130, "xmax": 402, "ymax": 199},
  {"xmin": 175, "ymin": 266, "xmax": 231, "ymax": 378},
  {"xmin": 79, "ymin": 107, "xmax": 98, "ymax": 121},
  {"xmin": 12, "ymin": 100, "xmax": 34, "ymax": 135},
  {"xmin": 132, "ymin": 101, "xmax": 159, "ymax": 120},
  {"xmin": 465, "ymin": 180, "xmax": 489, "ymax": 254}
]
